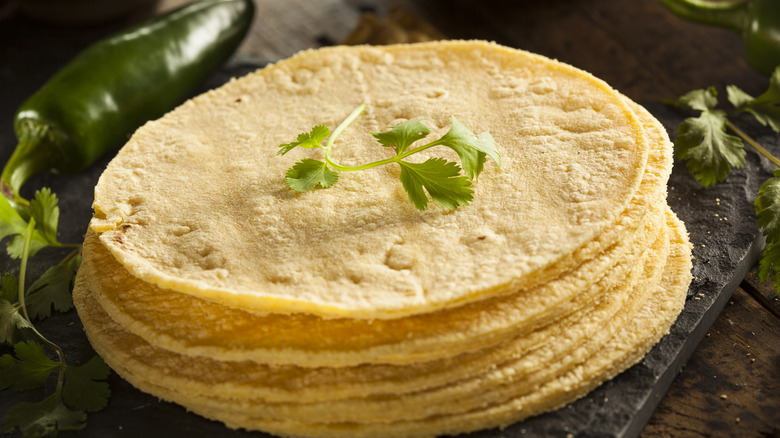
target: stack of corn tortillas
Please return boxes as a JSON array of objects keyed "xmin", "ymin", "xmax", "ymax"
[{"xmin": 74, "ymin": 40, "xmax": 693, "ymax": 437}]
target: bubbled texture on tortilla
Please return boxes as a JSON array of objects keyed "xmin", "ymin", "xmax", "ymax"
[{"xmin": 90, "ymin": 41, "xmax": 648, "ymax": 319}]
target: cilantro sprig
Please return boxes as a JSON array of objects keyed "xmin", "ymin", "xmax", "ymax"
[
  {"xmin": 278, "ymin": 104, "xmax": 501, "ymax": 211},
  {"xmin": 669, "ymin": 87, "xmax": 746, "ymax": 186},
  {"xmin": 667, "ymin": 66, "xmax": 780, "ymax": 294},
  {"xmin": 0, "ymin": 189, "xmax": 109, "ymax": 437}
]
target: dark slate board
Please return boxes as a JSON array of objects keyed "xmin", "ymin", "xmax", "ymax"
[{"xmin": 1, "ymin": 57, "xmax": 776, "ymax": 437}]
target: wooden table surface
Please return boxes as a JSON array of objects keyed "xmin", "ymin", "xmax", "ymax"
[{"xmin": 2, "ymin": 0, "xmax": 779, "ymax": 436}]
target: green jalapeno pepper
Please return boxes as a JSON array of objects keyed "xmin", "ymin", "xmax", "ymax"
[
  {"xmin": 1, "ymin": 0, "xmax": 255, "ymax": 204},
  {"xmin": 660, "ymin": 0, "xmax": 780, "ymax": 75}
]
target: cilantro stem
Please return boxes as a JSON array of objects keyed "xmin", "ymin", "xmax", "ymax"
[
  {"xmin": 397, "ymin": 139, "xmax": 442, "ymax": 160},
  {"xmin": 326, "ymin": 140, "xmax": 442, "ymax": 172},
  {"xmin": 326, "ymin": 138, "xmax": 444, "ymax": 172},
  {"xmin": 323, "ymin": 103, "xmax": 408, "ymax": 172},
  {"xmin": 58, "ymin": 242, "xmax": 82, "ymax": 248},
  {"xmin": 18, "ymin": 220, "xmax": 34, "ymax": 324},
  {"xmin": 326, "ymin": 155, "xmax": 398, "ymax": 172},
  {"xmin": 726, "ymin": 119, "xmax": 780, "ymax": 168},
  {"xmin": 325, "ymin": 104, "xmax": 366, "ymax": 151},
  {"xmin": 17, "ymin": 217, "xmax": 68, "ymax": 393},
  {"xmin": 322, "ymin": 103, "xmax": 446, "ymax": 172},
  {"xmin": 324, "ymin": 104, "xmax": 377, "ymax": 172},
  {"xmin": 52, "ymin": 242, "xmax": 83, "ymax": 252},
  {"xmin": 61, "ymin": 247, "xmax": 81, "ymax": 265}
]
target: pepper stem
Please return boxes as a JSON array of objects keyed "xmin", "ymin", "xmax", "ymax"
[
  {"xmin": 1, "ymin": 120, "xmax": 62, "ymax": 206},
  {"xmin": 659, "ymin": 0, "xmax": 748, "ymax": 33}
]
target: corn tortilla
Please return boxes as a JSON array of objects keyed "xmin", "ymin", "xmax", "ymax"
[
  {"xmin": 80, "ymin": 95, "xmax": 670, "ymax": 367},
  {"xmin": 89, "ymin": 40, "xmax": 651, "ymax": 319},
  {"xmin": 72, "ymin": 216, "xmax": 662, "ymax": 419},
  {"xmin": 74, "ymin": 208, "xmax": 658, "ymax": 407},
  {"xmin": 72, "ymin": 209, "xmax": 689, "ymax": 436},
  {"xmin": 81, "ymin": 203, "xmax": 661, "ymax": 366},
  {"xmin": 89, "ymin": 221, "xmax": 667, "ymax": 424},
  {"xmin": 73, "ymin": 41, "xmax": 693, "ymax": 437}
]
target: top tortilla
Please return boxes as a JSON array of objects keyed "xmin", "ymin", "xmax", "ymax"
[{"xmin": 89, "ymin": 40, "xmax": 649, "ymax": 319}]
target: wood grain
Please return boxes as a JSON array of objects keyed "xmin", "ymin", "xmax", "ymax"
[{"xmin": 643, "ymin": 280, "xmax": 780, "ymax": 437}]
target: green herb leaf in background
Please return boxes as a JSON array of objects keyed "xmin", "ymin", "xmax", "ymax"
[
  {"xmin": 1, "ymin": 189, "xmax": 64, "ymax": 259},
  {"xmin": 25, "ymin": 255, "xmax": 81, "ymax": 321},
  {"xmin": 671, "ymin": 87, "xmax": 746, "ymax": 186},
  {"xmin": 668, "ymin": 66, "xmax": 780, "ymax": 295},
  {"xmin": 0, "ymin": 188, "xmax": 106, "ymax": 437},
  {"xmin": 62, "ymin": 356, "xmax": 111, "ymax": 413},
  {"xmin": 1, "ymin": 273, "xmax": 16, "ymax": 302},
  {"xmin": 0, "ymin": 299, "xmax": 32, "ymax": 346},
  {"xmin": 0, "ymin": 196, "xmax": 45, "ymax": 259},
  {"xmin": 727, "ymin": 68, "xmax": 780, "ymax": 132},
  {"xmin": 3, "ymin": 393, "xmax": 87, "ymax": 437},
  {"xmin": 28, "ymin": 189, "xmax": 61, "ymax": 247},
  {"xmin": 0, "ymin": 274, "xmax": 32, "ymax": 345},
  {"xmin": 0, "ymin": 341, "xmax": 59, "ymax": 392},
  {"xmin": 755, "ymin": 169, "xmax": 780, "ymax": 293},
  {"xmin": 0, "ymin": 197, "xmax": 28, "ymax": 244}
]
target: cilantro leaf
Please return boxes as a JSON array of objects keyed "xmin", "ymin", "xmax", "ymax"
[
  {"xmin": 25, "ymin": 255, "xmax": 81, "ymax": 321},
  {"xmin": 278, "ymin": 125, "xmax": 330, "ymax": 155},
  {"xmin": 755, "ymin": 170, "xmax": 780, "ymax": 234},
  {"xmin": 1, "ymin": 275, "xmax": 33, "ymax": 345},
  {"xmin": 63, "ymin": 356, "xmax": 110, "ymax": 412},
  {"xmin": 0, "ymin": 196, "xmax": 46, "ymax": 259},
  {"xmin": 6, "ymin": 235, "xmax": 47, "ymax": 260},
  {"xmin": 3, "ymin": 393, "xmax": 86, "ymax": 437},
  {"xmin": 434, "ymin": 116, "xmax": 501, "ymax": 180},
  {"xmin": 755, "ymin": 170, "xmax": 780, "ymax": 293},
  {"xmin": 727, "ymin": 67, "xmax": 780, "ymax": 132},
  {"xmin": 675, "ymin": 110, "xmax": 745, "ymax": 186},
  {"xmin": 372, "ymin": 120, "xmax": 431, "ymax": 154},
  {"xmin": 671, "ymin": 88, "xmax": 745, "ymax": 186},
  {"xmin": 675, "ymin": 86, "xmax": 718, "ymax": 112},
  {"xmin": 398, "ymin": 158, "xmax": 473, "ymax": 210},
  {"xmin": 285, "ymin": 159, "xmax": 339, "ymax": 192},
  {"xmin": 0, "ymin": 195, "xmax": 28, "ymax": 244},
  {"xmin": 0, "ymin": 341, "xmax": 59, "ymax": 391},
  {"xmin": 726, "ymin": 85, "xmax": 755, "ymax": 110},
  {"xmin": 28, "ymin": 188, "xmax": 60, "ymax": 246},
  {"xmin": 0, "ymin": 195, "xmax": 48, "ymax": 260},
  {"xmin": 0, "ymin": 299, "xmax": 32, "ymax": 346},
  {"xmin": 2, "ymin": 273, "xmax": 17, "ymax": 302},
  {"xmin": 758, "ymin": 240, "xmax": 780, "ymax": 295}
]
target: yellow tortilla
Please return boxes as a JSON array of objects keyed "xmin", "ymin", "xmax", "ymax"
[
  {"xmin": 89, "ymin": 40, "xmax": 651, "ymax": 319},
  {"xmin": 75, "ymin": 206, "xmax": 658, "ymax": 402},
  {"xmin": 80, "ymin": 94, "xmax": 671, "ymax": 367},
  {"xmin": 72, "ymin": 210, "xmax": 689, "ymax": 436},
  {"xmin": 73, "ymin": 41, "xmax": 692, "ymax": 438},
  {"xmin": 81, "ymin": 204, "xmax": 661, "ymax": 366}
]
